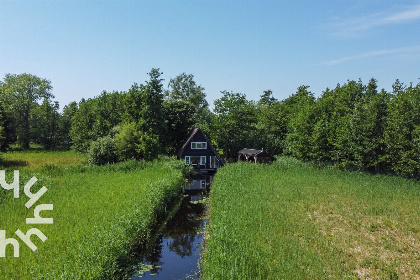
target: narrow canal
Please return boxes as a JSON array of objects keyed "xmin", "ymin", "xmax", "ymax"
[{"xmin": 129, "ymin": 173, "xmax": 213, "ymax": 280}]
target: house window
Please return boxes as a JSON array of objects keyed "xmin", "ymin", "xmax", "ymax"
[
  {"xmin": 200, "ymin": 156, "xmax": 206, "ymax": 165},
  {"xmin": 191, "ymin": 142, "xmax": 207, "ymax": 149},
  {"xmin": 210, "ymin": 156, "xmax": 220, "ymax": 168},
  {"xmin": 185, "ymin": 156, "xmax": 206, "ymax": 165}
]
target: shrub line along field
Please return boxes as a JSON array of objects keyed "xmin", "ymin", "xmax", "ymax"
[
  {"xmin": 202, "ymin": 158, "xmax": 420, "ymax": 280},
  {"xmin": 0, "ymin": 151, "xmax": 184, "ymax": 279}
]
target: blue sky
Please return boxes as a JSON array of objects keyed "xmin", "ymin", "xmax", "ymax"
[{"xmin": 1, "ymin": 0, "xmax": 420, "ymax": 110}]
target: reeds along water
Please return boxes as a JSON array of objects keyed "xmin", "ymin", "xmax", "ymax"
[
  {"xmin": 0, "ymin": 157, "xmax": 185, "ymax": 280},
  {"xmin": 129, "ymin": 173, "xmax": 211, "ymax": 280}
]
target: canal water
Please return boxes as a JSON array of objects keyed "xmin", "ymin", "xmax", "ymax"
[{"xmin": 129, "ymin": 173, "xmax": 213, "ymax": 280}]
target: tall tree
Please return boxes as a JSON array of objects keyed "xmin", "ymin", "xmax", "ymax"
[
  {"xmin": 165, "ymin": 73, "xmax": 209, "ymax": 127},
  {"xmin": 30, "ymin": 99, "xmax": 61, "ymax": 149},
  {"xmin": 384, "ymin": 80, "xmax": 420, "ymax": 178},
  {"xmin": 284, "ymin": 86, "xmax": 316, "ymax": 159},
  {"xmin": 0, "ymin": 100, "xmax": 14, "ymax": 150},
  {"xmin": 70, "ymin": 98, "xmax": 97, "ymax": 152},
  {"xmin": 163, "ymin": 100, "xmax": 195, "ymax": 154},
  {"xmin": 165, "ymin": 73, "xmax": 208, "ymax": 111},
  {"xmin": 212, "ymin": 91, "xmax": 256, "ymax": 160},
  {"xmin": 59, "ymin": 101, "xmax": 78, "ymax": 149},
  {"xmin": 258, "ymin": 90, "xmax": 277, "ymax": 107},
  {"xmin": 140, "ymin": 68, "xmax": 166, "ymax": 150},
  {"xmin": 0, "ymin": 73, "xmax": 53, "ymax": 148},
  {"xmin": 255, "ymin": 90, "xmax": 284, "ymax": 155}
]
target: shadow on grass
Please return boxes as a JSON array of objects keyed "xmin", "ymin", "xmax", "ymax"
[{"xmin": 0, "ymin": 159, "xmax": 28, "ymax": 168}]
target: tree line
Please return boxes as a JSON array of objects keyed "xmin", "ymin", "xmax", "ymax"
[{"xmin": 1, "ymin": 71, "xmax": 419, "ymax": 178}]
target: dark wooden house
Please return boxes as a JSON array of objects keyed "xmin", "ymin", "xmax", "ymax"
[
  {"xmin": 178, "ymin": 128, "xmax": 224, "ymax": 171},
  {"xmin": 238, "ymin": 148, "xmax": 274, "ymax": 163}
]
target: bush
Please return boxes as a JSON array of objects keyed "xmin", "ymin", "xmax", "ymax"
[
  {"xmin": 114, "ymin": 122, "xmax": 160, "ymax": 161},
  {"xmin": 114, "ymin": 122, "xmax": 141, "ymax": 161},
  {"xmin": 88, "ymin": 135, "xmax": 117, "ymax": 165}
]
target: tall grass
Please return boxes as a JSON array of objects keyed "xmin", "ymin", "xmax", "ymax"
[
  {"xmin": 0, "ymin": 152, "xmax": 184, "ymax": 279},
  {"xmin": 0, "ymin": 150, "xmax": 89, "ymax": 170},
  {"xmin": 202, "ymin": 157, "xmax": 420, "ymax": 279}
]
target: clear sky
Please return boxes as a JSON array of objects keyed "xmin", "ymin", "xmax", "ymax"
[{"xmin": 1, "ymin": 0, "xmax": 420, "ymax": 110}]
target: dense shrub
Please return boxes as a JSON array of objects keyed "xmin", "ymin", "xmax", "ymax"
[
  {"xmin": 88, "ymin": 135, "xmax": 117, "ymax": 165},
  {"xmin": 114, "ymin": 122, "xmax": 160, "ymax": 161},
  {"xmin": 114, "ymin": 122, "xmax": 141, "ymax": 161}
]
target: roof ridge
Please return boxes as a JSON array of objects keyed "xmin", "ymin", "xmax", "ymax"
[{"xmin": 177, "ymin": 127, "xmax": 224, "ymax": 166}]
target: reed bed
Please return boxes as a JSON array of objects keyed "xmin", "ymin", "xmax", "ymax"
[
  {"xmin": 0, "ymin": 152, "xmax": 184, "ymax": 279},
  {"xmin": 202, "ymin": 157, "xmax": 420, "ymax": 279}
]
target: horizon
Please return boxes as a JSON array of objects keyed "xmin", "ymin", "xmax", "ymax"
[{"xmin": 1, "ymin": 0, "xmax": 420, "ymax": 110}]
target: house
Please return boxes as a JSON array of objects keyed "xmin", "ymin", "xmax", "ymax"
[
  {"xmin": 178, "ymin": 128, "xmax": 224, "ymax": 171},
  {"xmin": 238, "ymin": 148, "xmax": 274, "ymax": 163}
]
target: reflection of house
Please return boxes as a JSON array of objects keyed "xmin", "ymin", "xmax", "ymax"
[
  {"xmin": 238, "ymin": 148, "xmax": 273, "ymax": 163},
  {"xmin": 178, "ymin": 128, "xmax": 224, "ymax": 171},
  {"xmin": 184, "ymin": 173, "xmax": 213, "ymax": 191}
]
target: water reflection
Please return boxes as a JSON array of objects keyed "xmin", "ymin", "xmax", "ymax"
[
  {"xmin": 130, "ymin": 173, "xmax": 212, "ymax": 280},
  {"xmin": 184, "ymin": 173, "xmax": 213, "ymax": 191}
]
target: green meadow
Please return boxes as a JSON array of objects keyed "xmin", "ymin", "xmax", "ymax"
[
  {"xmin": 202, "ymin": 158, "xmax": 420, "ymax": 279},
  {"xmin": 0, "ymin": 151, "xmax": 184, "ymax": 279}
]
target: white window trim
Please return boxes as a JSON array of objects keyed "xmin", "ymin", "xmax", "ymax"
[
  {"xmin": 191, "ymin": 142, "xmax": 207, "ymax": 149},
  {"xmin": 185, "ymin": 156, "xmax": 206, "ymax": 166},
  {"xmin": 210, "ymin": 156, "xmax": 219, "ymax": 168},
  {"xmin": 200, "ymin": 156, "xmax": 206, "ymax": 165}
]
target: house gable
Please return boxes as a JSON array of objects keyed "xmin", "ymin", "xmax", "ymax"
[{"xmin": 178, "ymin": 128, "xmax": 224, "ymax": 169}]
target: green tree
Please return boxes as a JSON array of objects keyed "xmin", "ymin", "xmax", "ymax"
[
  {"xmin": 114, "ymin": 122, "xmax": 142, "ymax": 161},
  {"xmin": 212, "ymin": 91, "xmax": 256, "ymax": 160},
  {"xmin": 165, "ymin": 73, "xmax": 208, "ymax": 110},
  {"xmin": 114, "ymin": 122, "xmax": 159, "ymax": 161},
  {"xmin": 327, "ymin": 80, "xmax": 364, "ymax": 165},
  {"xmin": 122, "ymin": 83, "xmax": 143, "ymax": 123},
  {"xmin": 345, "ymin": 80, "xmax": 389, "ymax": 171},
  {"xmin": 283, "ymin": 86, "xmax": 315, "ymax": 158},
  {"xmin": 0, "ymin": 100, "xmax": 14, "ymax": 150},
  {"xmin": 165, "ymin": 73, "xmax": 210, "ymax": 129},
  {"xmin": 30, "ymin": 99, "xmax": 61, "ymax": 149},
  {"xmin": 92, "ymin": 91, "xmax": 124, "ymax": 138},
  {"xmin": 255, "ymin": 91, "xmax": 284, "ymax": 155},
  {"xmin": 70, "ymin": 98, "xmax": 98, "ymax": 152},
  {"xmin": 70, "ymin": 91, "xmax": 123, "ymax": 152},
  {"xmin": 258, "ymin": 90, "xmax": 277, "ymax": 107},
  {"xmin": 140, "ymin": 68, "xmax": 167, "ymax": 150},
  {"xmin": 88, "ymin": 135, "xmax": 117, "ymax": 165},
  {"xmin": 0, "ymin": 73, "xmax": 53, "ymax": 148},
  {"xmin": 163, "ymin": 100, "xmax": 195, "ymax": 154},
  {"xmin": 59, "ymin": 101, "xmax": 78, "ymax": 149},
  {"xmin": 309, "ymin": 88, "xmax": 335, "ymax": 162},
  {"xmin": 384, "ymin": 80, "xmax": 420, "ymax": 178}
]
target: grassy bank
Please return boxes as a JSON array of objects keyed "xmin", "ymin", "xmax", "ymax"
[
  {"xmin": 0, "ymin": 151, "xmax": 184, "ymax": 279},
  {"xmin": 202, "ymin": 158, "xmax": 420, "ymax": 279}
]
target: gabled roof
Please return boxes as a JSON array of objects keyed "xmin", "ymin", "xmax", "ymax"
[
  {"xmin": 238, "ymin": 148, "xmax": 267, "ymax": 156},
  {"xmin": 177, "ymin": 127, "xmax": 201, "ymax": 158},
  {"xmin": 177, "ymin": 128, "xmax": 224, "ymax": 165}
]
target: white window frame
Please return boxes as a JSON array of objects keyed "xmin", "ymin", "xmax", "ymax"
[
  {"xmin": 210, "ymin": 156, "xmax": 220, "ymax": 168},
  {"xmin": 185, "ymin": 156, "xmax": 206, "ymax": 165},
  {"xmin": 191, "ymin": 142, "xmax": 207, "ymax": 149},
  {"xmin": 200, "ymin": 156, "xmax": 206, "ymax": 165}
]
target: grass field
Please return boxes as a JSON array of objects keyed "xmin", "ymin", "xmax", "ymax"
[
  {"xmin": 0, "ymin": 149, "xmax": 89, "ymax": 170},
  {"xmin": 0, "ymin": 151, "xmax": 184, "ymax": 279},
  {"xmin": 202, "ymin": 157, "xmax": 420, "ymax": 279}
]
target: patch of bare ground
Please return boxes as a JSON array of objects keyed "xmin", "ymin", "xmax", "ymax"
[{"xmin": 308, "ymin": 205, "xmax": 420, "ymax": 279}]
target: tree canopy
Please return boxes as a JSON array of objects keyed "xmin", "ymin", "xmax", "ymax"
[{"xmin": 1, "ymin": 71, "xmax": 420, "ymax": 178}]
